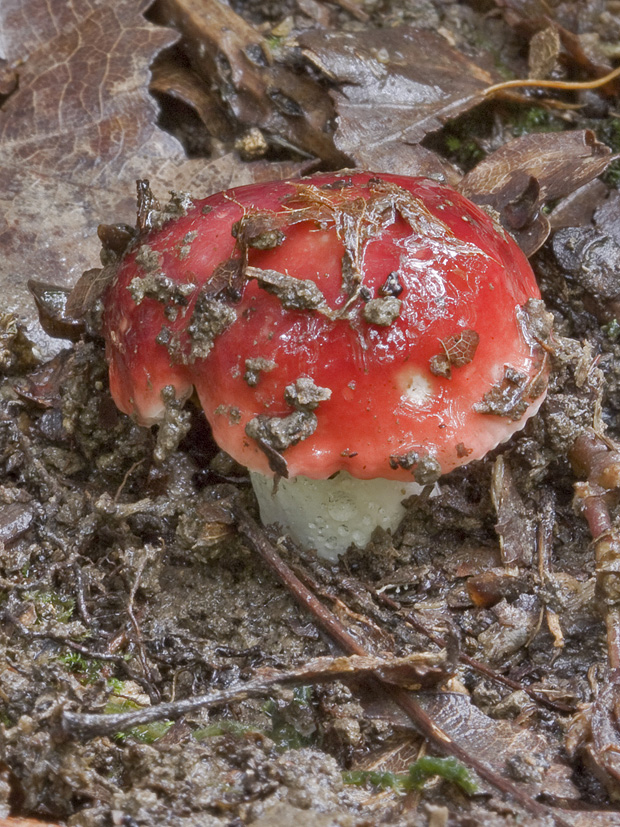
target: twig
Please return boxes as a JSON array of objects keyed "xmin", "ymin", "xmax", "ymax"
[
  {"xmin": 375, "ymin": 591, "xmax": 576, "ymax": 714},
  {"xmin": 125, "ymin": 546, "xmax": 160, "ymax": 702},
  {"xmin": 232, "ymin": 503, "xmax": 573, "ymax": 827},
  {"xmin": 287, "ymin": 551, "xmax": 575, "ymax": 713},
  {"xmin": 72, "ymin": 563, "xmax": 93, "ymax": 627},
  {"xmin": 483, "ymin": 64, "xmax": 620, "ymax": 97},
  {"xmin": 113, "ymin": 457, "xmax": 146, "ymax": 503},
  {"xmin": 63, "ymin": 677, "xmax": 283, "ymax": 740},
  {"xmin": 570, "ymin": 431, "xmax": 620, "ymax": 670},
  {"xmin": 62, "ymin": 652, "xmax": 444, "ymax": 740},
  {"xmin": 3, "ymin": 611, "xmax": 156, "ymax": 698}
]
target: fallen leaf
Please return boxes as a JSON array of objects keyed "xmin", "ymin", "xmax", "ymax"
[
  {"xmin": 366, "ymin": 689, "xmax": 581, "ymax": 801},
  {"xmin": 151, "ymin": 0, "xmax": 344, "ymax": 165},
  {"xmin": 548, "ymin": 179, "xmax": 609, "ymax": 231},
  {"xmin": 459, "ymin": 129, "xmax": 613, "ymax": 254},
  {"xmin": 300, "ymin": 27, "xmax": 496, "ymax": 171},
  {"xmin": 491, "ymin": 455, "xmax": 537, "ymax": 567}
]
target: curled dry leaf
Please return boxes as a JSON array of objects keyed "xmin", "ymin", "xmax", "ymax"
[
  {"xmin": 459, "ymin": 129, "xmax": 613, "ymax": 255},
  {"xmin": 299, "ymin": 27, "xmax": 495, "ymax": 172}
]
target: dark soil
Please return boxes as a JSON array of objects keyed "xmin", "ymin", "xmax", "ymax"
[{"xmin": 2, "ymin": 1, "xmax": 620, "ymax": 826}]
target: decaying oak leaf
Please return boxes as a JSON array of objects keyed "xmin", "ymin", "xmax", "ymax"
[
  {"xmin": 299, "ymin": 27, "xmax": 496, "ymax": 172},
  {"xmin": 0, "ymin": 0, "xmax": 307, "ymax": 357},
  {"xmin": 459, "ymin": 129, "xmax": 613, "ymax": 255}
]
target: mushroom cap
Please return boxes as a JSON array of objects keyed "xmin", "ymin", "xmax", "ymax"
[{"xmin": 103, "ymin": 171, "xmax": 549, "ymax": 482}]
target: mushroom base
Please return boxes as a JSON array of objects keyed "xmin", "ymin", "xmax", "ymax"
[{"xmin": 249, "ymin": 470, "xmax": 423, "ymax": 562}]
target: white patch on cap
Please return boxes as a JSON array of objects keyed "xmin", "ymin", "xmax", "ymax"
[{"xmin": 401, "ymin": 371, "xmax": 433, "ymax": 407}]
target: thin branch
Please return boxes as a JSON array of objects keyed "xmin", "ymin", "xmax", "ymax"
[
  {"xmin": 232, "ymin": 503, "xmax": 573, "ymax": 827},
  {"xmin": 62, "ymin": 652, "xmax": 442, "ymax": 740},
  {"xmin": 375, "ymin": 591, "xmax": 576, "ymax": 714},
  {"xmin": 484, "ymin": 64, "xmax": 620, "ymax": 97},
  {"xmin": 125, "ymin": 547, "xmax": 160, "ymax": 702},
  {"xmin": 3, "ymin": 611, "xmax": 156, "ymax": 698}
]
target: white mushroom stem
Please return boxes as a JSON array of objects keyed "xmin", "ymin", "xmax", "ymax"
[{"xmin": 249, "ymin": 470, "xmax": 424, "ymax": 562}]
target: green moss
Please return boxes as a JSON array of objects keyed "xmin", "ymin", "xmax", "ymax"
[
  {"xmin": 428, "ymin": 114, "xmax": 487, "ymax": 170},
  {"xmin": 24, "ymin": 590, "xmax": 75, "ymax": 623},
  {"xmin": 193, "ymin": 686, "xmax": 317, "ymax": 749},
  {"xmin": 343, "ymin": 756, "xmax": 479, "ymax": 796},
  {"xmin": 57, "ymin": 651, "xmax": 104, "ymax": 683},
  {"xmin": 106, "ymin": 694, "xmax": 173, "ymax": 743},
  {"xmin": 508, "ymin": 104, "xmax": 564, "ymax": 136},
  {"xmin": 602, "ymin": 318, "xmax": 620, "ymax": 341},
  {"xmin": 194, "ymin": 719, "xmax": 263, "ymax": 740},
  {"xmin": 263, "ymin": 685, "xmax": 317, "ymax": 751}
]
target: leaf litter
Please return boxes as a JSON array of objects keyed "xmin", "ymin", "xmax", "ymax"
[{"xmin": 2, "ymin": 0, "xmax": 620, "ymax": 825}]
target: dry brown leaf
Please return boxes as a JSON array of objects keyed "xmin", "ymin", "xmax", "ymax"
[
  {"xmin": 460, "ymin": 130, "xmax": 612, "ymax": 206},
  {"xmin": 300, "ymin": 27, "xmax": 496, "ymax": 171},
  {"xmin": 491, "ymin": 455, "xmax": 537, "ymax": 567},
  {"xmin": 0, "ymin": 0, "xmax": 307, "ymax": 356},
  {"xmin": 151, "ymin": 0, "xmax": 344, "ymax": 165},
  {"xmin": 367, "ymin": 690, "xmax": 581, "ymax": 801},
  {"xmin": 459, "ymin": 129, "xmax": 613, "ymax": 255},
  {"xmin": 548, "ymin": 179, "xmax": 609, "ymax": 231}
]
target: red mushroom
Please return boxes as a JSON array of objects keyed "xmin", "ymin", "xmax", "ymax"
[{"xmin": 103, "ymin": 171, "xmax": 550, "ymax": 560}]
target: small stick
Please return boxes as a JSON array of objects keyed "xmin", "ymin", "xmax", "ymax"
[
  {"xmin": 232, "ymin": 503, "xmax": 573, "ymax": 827},
  {"xmin": 484, "ymin": 64, "xmax": 620, "ymax": 97},
  {"xmin": 125, "ymin": 548, "xmax": 160, "ymax": 702},
  {"xmin": 3, "ymin": 611, "xmax": 156, "ymax": 699},
  {"xmin": 376, "ymin": 591, "xmax": 575, "ymax": 714},
  {"xmin": 61, "ymin": 652, "xmax": 448, "ymax": 740}
]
